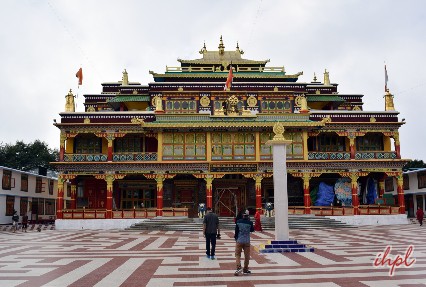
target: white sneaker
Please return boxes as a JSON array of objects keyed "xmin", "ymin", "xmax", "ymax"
[{"xmin": 234, "ymin": 267, "xmax": 242, "ymax": 276}]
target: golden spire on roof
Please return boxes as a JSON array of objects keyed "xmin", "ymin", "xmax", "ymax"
[
  {"xmin": 122, "ymin": 69, "xmax": 129, "ymax": 85},
  {"xmin": 218, "ymin": 35, "xmax": 225, "ymax": 55},
  {"xmin": 199, "ymin": 41, "xmax": 207, "ymax": 54},
  {"xmin": 313, "ymin": 73, "xmax": 317, "ymax": 82},
  {"xmin": 65, "ymin": 89, "xmax": 75, "ymax": 112},
  {"xmin": 236, "ymin": 41, "xmax": 244, "ymax": 55},
  {"xmin": 323, "ymin": 69, "xmax": 330, "ymax": 85},
  {"xmin": 384, "ymin": 89, "xmax": 395, "ymax": 111}
]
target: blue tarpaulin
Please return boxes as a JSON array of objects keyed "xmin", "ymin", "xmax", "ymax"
[
  {"xmin": 366, "ymin": 177, "xmax": 378, "ymax": 204},
  {"xmin": 314, "ymin": 182, "xmax": 335, "ymax": 206}
]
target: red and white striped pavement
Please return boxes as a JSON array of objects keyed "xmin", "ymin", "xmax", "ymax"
[{"xmin": 0, "ymin": 224, "xmax": 425, "ymax": 287}]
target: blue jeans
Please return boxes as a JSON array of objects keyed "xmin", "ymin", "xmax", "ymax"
[{"xmin": 205, "ymin": 233, "xmax": 217, "ymax": 256}]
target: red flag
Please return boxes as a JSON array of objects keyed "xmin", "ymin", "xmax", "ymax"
[
  {"xmin": 76, "ymin": 67, "xmax": 83, "ymax": 85},
  {"xmin": 224, "ymin": 65, "xmax": 233, "ymax": 90}
]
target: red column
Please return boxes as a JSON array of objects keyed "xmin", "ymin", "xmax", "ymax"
[
  {"xmin": 156, "ymin": 176, "xmax": 164, "ymax": 216},
  {"xmin": 394, "ymin": 132, "xmax": 401, "ymax": 159},
  {"xmin": 351, "ymin": 174, "xmax": 360, "ymax": 215},
  {"xmin": 106, "ymin": 175, "xmax": 115, "ymax": 219},
  {"xmin": 397, "ymin": 175, "xmax": 405, "ymax": 214},
  {"xmin": 205, "ymin": 176, "xmax": 213, "ymax": 209},
  {"xmin": 303, "ymin": 174, "xmax": 311, "ymax": 214},
  {"xmin": 107, "ymin": 137, "xmax": 114, "ymax": 162},
  {"xmin": 56, "ymin": 177, "xmax": 65, "ymax": 219},
  {"xmin": 59, "ymin": 133, "xmax": 66, "ymax": 161},
  {"xmin": 254, "ymin": 175, "xmax": 263, "ymax": 213},
  {"xmin": 70, "ymin": 181, "xmax": 77, "ymax": 209}
]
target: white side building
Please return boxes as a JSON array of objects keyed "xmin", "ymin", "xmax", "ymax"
[{"xmin": 1, "ymin": 166, "xmax": 70, "ymax": 224}]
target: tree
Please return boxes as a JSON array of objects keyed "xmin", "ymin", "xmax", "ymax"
[
  {"xmin": 403, "ymin": 159, "xmax": 426, "ymax": 171},
  {"xmin": 0, "ymin": 140, "xmax": 58, "ymax": 171}
]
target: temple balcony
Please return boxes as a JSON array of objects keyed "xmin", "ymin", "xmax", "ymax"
[
  {"xmin": 355, "ymin": 151, "xmax": 397, "ymax": 160},
  {"xmin": 63, "ymin": 152, "xmax": 158, "ymax": 162},
  {"xmin": 308, "ymin": 152, "xmax": 351, "ymax": 160}
]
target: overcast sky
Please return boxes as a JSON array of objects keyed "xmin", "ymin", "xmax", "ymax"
[{"xmin": 1, "ymin": 0, "xmax": 425, "ymax": 161}]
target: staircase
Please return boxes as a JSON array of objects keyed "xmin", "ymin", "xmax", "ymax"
[{"xmin": 125, "ymin": 215, "xmax": 352, "ymax": 231}]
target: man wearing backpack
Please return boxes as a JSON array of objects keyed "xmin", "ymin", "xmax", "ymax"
[{"xmin": 12, "ymin": 211, "xmax": 19, "ymax": 233}]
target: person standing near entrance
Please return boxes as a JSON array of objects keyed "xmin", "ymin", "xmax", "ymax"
[
  {"xmin": 22, "ymin": 214, "xmax": 29, "ymax": 232},
  {"xmin": 234, "ymin": 211, "xmax": 254, "ymax": 275},
  {"xmin": 254, "ymin": 209, "xmax": 263, "ymax": 232},
  {"xmin": 203, "ymin": 207, "xmax": 220, "ymax": 260},
  {"xmin": 12, "ymin": 211, "xmax": 19, "ymax": 233},
  {"xmin": 416, "ymin": 207, "xmax": 424, "ymax": 226}
]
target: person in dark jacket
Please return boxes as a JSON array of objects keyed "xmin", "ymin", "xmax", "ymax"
[
  {"xmin": 203, "ymin": 207, "xmax": 220, "ymax": 260},
  {"xmin": 234, "ymin": 211, "xmax": 254, "ymax": 275}
]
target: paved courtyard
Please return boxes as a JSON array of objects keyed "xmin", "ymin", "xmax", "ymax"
[{"xmin": 0, "ymin": 223, "xmax": 425, "ymax": 287}]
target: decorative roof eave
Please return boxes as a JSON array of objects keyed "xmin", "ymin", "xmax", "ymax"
[
  {"xmin": 307, "ymin": 95, "xmax": 345, "ymax": 102},
  {"xmin": 150, "ymin": 72, "xmax": 303, "ymax": 79},
  {"xmin": 107, "ymin": 96, "xmax": 150, "ymax": 103},
  {"xmin": 140, "ymin": 121, "xmax": 325, "ymax": 129},
  {"xmin": 177, "ymin": 59, "xmax": 269, "ymax": 65}
]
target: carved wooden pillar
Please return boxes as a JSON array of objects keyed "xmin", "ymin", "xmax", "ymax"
[
  {"xmin": 59, "ymin": 132, "xmax": 66, "ymax": 161},
  {"xmin": 56, "ymin": 177, "xmax": 66, "ymax": 219},
  {"xmin": 350, "ymin": 174, "xmax": 360, "ymax": 215},
  {"xmin": 393, "ymin": 132, "xmax": 401, "ymax": 159},
  {"xmin": 396, "ymin": 174, "xmax": 405, "ymax": 214},
  {"xmin": 254, "ymin": 175, "xmax": 263, "ymax": 213},
  {"xmin": 204, "ymin": 175, "xmax": 214, "ymax": 209},
  {"xmin": 156, "ymin": 175, "xmax": 165, "ymax": 216},
  {"xmin": 105, "ymin": 175, "xmax": 115, "ymax": 219},
  {"xmin": 70, "ymin": 180, "xmax": 77, "ymax": 209},
  {"xmin": 378, "ymin": 177, "xmax": 385, "ymax": 198},
  {"xmin": 302, "ymin": 174, "xmax": 311, "ymax": 214},
  {"xmin": 349, "ymin": 136, "xmax": 356, "ymax": 160},
  {"xmin": 106, "ymin": 134, "xmax": 115, "ymax": 162}
]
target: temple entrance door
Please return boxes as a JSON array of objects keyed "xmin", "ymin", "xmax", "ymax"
[{"xmin": 214, "ymin": 187, "xmax": 244, "ymax": 217}]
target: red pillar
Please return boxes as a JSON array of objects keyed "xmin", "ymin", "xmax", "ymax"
[
  {"xmin": 156, "ymin": 176, "xmax": 164, "ymax": 216},
  {"xmin": 105, "ymin": 175, "xmax": 115, "ymax": 219},
  {"xmin": 56, "ymin": 178, "xmax": 65, "ymax": 219},
  {"xmin": 107, "ymin": 137, "xmax": 114, "ymax": 161},
  {"xmin": 70, "ymin": 181, "xmax": 77, "ymax": 209},
  {"xmin": 351, "ymin": 174, "xmax": 359, "ymax": 215},
  {"xmin": 204, "ymin": 175, "xmax": 213, "ymax": 209},
  {"xmin": 349, "ymin": 136, "xmax": 356, "ymax": 160},
  {"xmin": 303, "ymin": 174, "xmax": 311, "ymax": 214},
  {"xmin": 59, "ymin": 133, "xmax": 66, "ymax": 161},
  {"xmin": 397, "ymin": 175, "xmax": 405, "ymax": 214},
  {"xmin": 254, "ymin": 175, "xmax": 263, "ymax": 213}
]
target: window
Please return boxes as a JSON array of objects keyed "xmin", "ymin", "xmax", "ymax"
[
  {"xmin": 49, "ymin": 179, "xmax": 54, "ymax": 195},
  {"xmin": 6, "ymin": 196, "xmax": 15, "ymax": 216},
  {"xmin": 308, "ymin": 133, "xmax": 346, "ymax": 152},
  {"xmin": 418, "ymin": 172, "xmax": 426, "ymax": 189},
  {"xmin": 74, "ymin": 135, "xmax": 101, "ymax": 154},
  {"xmin": 356, "ymin": 133, "xmax": 384, "ymax": 151},
  {"xmin": 212, "ymin": 132, "xmax": 255, "ymax": 161},
  {"xmin": 2, "ymin": 170, "xmax": 12, "ymax": 190},
  {"xmin": 163, "ymin": 132, "xmax": 206, "ymax": 160},
  {"xmin": 67, "ymin": 184, "xmax": 71, "ymax": 198},
  {"xmin": 21, "ymin": 174, "xmax": 28, "ymax": 192},
  {"xmin": 260, "ymin": 99, "xmax": 292, "ymax": 113},
  {"xmin": 260, "ymin": 132, "xmax": 303, "ymax": 160},
  {"xmin": 385, "ymin": 177, "xmax": 394, "ymax": 192},
  {"xmin": 165, "ymin": 100, "xmax": 197, "ymax": 113},
  {"xmin": 403, "ymin": 174, "xmax": 410, "ymax": 190},
  {"xmin": 115, "ymin": 135, "xmax": 142, "ymax": 152},
  {"xmin": 20, "ymin": 197, "xmax": 28, "ymax": 216},
  {"xmin": 35, "ymin": 177, "xmax": 42, "ymax": 193},
  {"xmin": 45, "ymin": 199, "xmax": 55, "ymax": 215},
  {"xmin": 121, "ymin": 188, "xmax": 156, "ymax": 209}
]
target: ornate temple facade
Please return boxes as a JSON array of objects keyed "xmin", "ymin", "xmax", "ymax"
[{"xmin": 54, "ymin": 37, "xmax": 408, "ymax": 220}]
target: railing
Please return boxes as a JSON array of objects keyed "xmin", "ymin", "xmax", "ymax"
[
  {"xmin": 308, "ymin": 152, "xmax": 351, "ymax": 160},
  {"xmin": 63, "ymin": 154, "xmax": 108, "ymax": 162},
  {"xmin": 288, "ymin": 205, "xmax": 400, "ymax": 216},
  {"xmin": 63, "ymin": 152, "xmax": 158, "ymax": 162},
  {"xmin": 355, "ymin": 152, "xmax": 397, "ymax": 160},
  {"xmin": 113, "ymin": 152, "xmax": 157, "ymax": 161},
  {"xmin": 62, "ymin": 208, "xmax": 189, "ymax": 219}
]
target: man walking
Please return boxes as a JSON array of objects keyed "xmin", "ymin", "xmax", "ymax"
[
  {"xmin": 234, "ymin": 211, "xmax": 254, "ymax": 275},
  {"xmin": 203, "ymin": 207, "xmax": 220, "ymax": 260},
  {"xmin": 416, "ymin": 207, "xmax": 424, "ymax": 226},
  {"xmin": 12, "ymin": 211, "xmax": 19, "ymax": 233}
]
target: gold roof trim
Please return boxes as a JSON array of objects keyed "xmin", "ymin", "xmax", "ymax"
[{"xmin": 140, "ymin": 121, "xmax": 324, "ymax": 129}]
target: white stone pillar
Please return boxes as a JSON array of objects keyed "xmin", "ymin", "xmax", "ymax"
[{"xmin": 266, "ymin": 122, "xmax": 292, "ymax": 241}]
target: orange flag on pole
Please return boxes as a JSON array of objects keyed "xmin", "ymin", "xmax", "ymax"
[
  {"xmin": 76, "ymin": 67, "xmax": 83, "ymax": 85},
  {"xmin": 224, "ymin": 65, "xmax": 233, "ymax": 90}
]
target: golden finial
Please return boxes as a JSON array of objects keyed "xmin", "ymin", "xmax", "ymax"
[
  {"xmin": 122, "ymin": 69, "xmax": 129, "ymax": 85},
  {"xmin": 199, "ymin": 41, "xmax": 207, "ymax": 54},
  {"xmin": 384, "ymin": 90, "xmax": 395, "ymax": 111},
  {"xmin": 324, "ymin": 69, "xmax": 330, "ymax": 85},
  {"xmin": 65, "ymin": 89, "xmax": 75, "ymax": 112},
  {"xmin": 236, "ymin": 41, "xmax": 244, "ymax": 55},
  {"xmin": 272, "ymin": 122, "xmax": 286, "ymax": 141},
  {"xmin": 218, "ymin": 35, "xmax": 225, "ymax": 55},
  {"xmin": 313, "ymin": 73, "xmax": 317, "ymax": 82}
]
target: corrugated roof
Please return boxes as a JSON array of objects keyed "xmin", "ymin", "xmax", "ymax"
[{"xmin": 108, "ymin": 96, "xmax": 150, "ymax": 103}]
